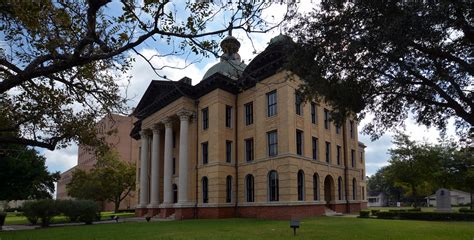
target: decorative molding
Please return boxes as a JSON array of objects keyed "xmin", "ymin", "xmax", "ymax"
[{"xmin": 161, "ymin": 117, "xmax": 173, "ymax": 128}]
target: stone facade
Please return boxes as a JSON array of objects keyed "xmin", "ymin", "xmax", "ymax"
[
  {"xmin": 56, "ymin": 114, "xmax": 139, "ymax": 211},
  {"xmin": 132, "ymin": 36, "xmax": 367, "ymax": 219}
]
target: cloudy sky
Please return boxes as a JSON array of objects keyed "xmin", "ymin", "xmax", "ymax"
[{"xmin": 34, "ymin": 1, "xmax": 457, "ymax": 190}]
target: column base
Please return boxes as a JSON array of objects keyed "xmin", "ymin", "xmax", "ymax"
[
  {"xmin": 159, "ymin": 207, "xmax": 175, "ymax": 218},
  {"xmin": 135, "ymin": 208, "xmax": 148, "ymax": 217}
]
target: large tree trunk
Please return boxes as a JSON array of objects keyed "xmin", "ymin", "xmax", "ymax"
[{"xmin": 114, "ymin": 196, "xmax": 120, "ymax": 213}]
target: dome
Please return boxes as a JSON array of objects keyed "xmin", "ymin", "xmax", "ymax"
[{"xmin": 202, "ymin": 35, "xmax": 247, "ymax": 80}]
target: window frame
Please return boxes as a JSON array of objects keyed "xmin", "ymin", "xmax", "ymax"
[
  {"xmin": 202, "ymin": 107, "xmax": 209, "ymax": 130},
  {"xmin": 297, "ymin": 170, "xmax": 305, "ymax": 201},
  {"xmin": 202, "ymin": 142, "xmax": 209, "ymax": 164},
  {"xmin": 225, "ymin": 105, "xmax": 232, "ymax": 128},
  {"xmin": 296, "ymin": 130, "xmax": 303, "ymax": 156},
  {"xmin": 202, "ymin": 177, "xmax": 209, "ymax": 203},
  {"xmin": 267, "ymin": 90, "xmax": 277, "ymax": 117},
  {"xmin": 226, "ymin": 140, "xmax": 232, "ymax": 163},
  {"xmin": 245, "ymin": 138, "xmax": 254, "ymax": 162},
  {"xmin": 325, "ymin": 141, "xmax": 331, "ymax": 163},
  {"xmin": 312, "ymin": 137, "xmax": 318, "ymax": 160},
  {"xmin": 311, "ymin": 102, "xmax": 317, "ymax": 124},
  {"xmin": 295, "ymin": 92, "xmax": 303, "ymax": 116},
  {"xmin": 245, "ymin": 174, "xmax": 255, "ymax": 202},
  {"xmin": 244, "ymin": 102, "xmax": 254, "ymax": 126},
  {"xmin": 336, "ymin": 145, "xmax": 341, "ymax": 165},
  {"xmin": 267, "ymin": 130, "xmax": 278, "ymax": 157},
  {"xmin": 268, "ymin": 170, "xmax": 279, "ymax": 202},
  {"xmin": 324, "ymin": 108, "xmax": 330, "ymax": 130},
  {"xmin": 226, "ymin": 175, "xmax": 232, "ymax": 203}
]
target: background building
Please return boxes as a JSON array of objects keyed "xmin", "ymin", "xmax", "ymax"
[
  {"xmin": 131, "ymin": 35, "xmax": 367, "ymax": 220},
  {"xmin": 56, "ymin": 114, "xmax": 139, "ymax": 211}
]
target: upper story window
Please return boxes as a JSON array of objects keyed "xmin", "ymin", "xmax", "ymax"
[
  {"xmin": 351, "ymin": 149, "xmax": 356, "ymax": 168},
  {"xmin": 336, "ymin": 125, "xmax": 341, "ymax": 134},
  {"xmin": 296, "ymin": 130, "xmax": 303, "ymax": 156},
  {"xmin": 325, "ymin": 141, "xmax": 331, "ymax": 163},
  {"xmin": 245, "ymin": 138, "xmax": 254, "ymax": 162},
  {"xmin": 311, "ymin": 102, "xmax": 317, "ymax": 124},
  {"xmin": 350, "ymin": 120, "xmax": 355, "ymax": 138},
  {"xmin": 336, "ymin": 145, "xmax": 341, "ymax": 165},
  {"xmin": 225, "ymin": 105, "xmax": 232, "ymax": 128},
  {"xmin": 226, "ymin": 141, "xmax": 232, "ymax": 163},
  {"xmin": 295, "ymin": 92, "xmax": 303, "ymax": 115},
  {"xmin": 245, "ymin": 102, "xmax": 253, "ymax": 126},
  {"xmin": 360, "ymin": 151, "xmax": 364, "ymax": 163},
  {"xmin": 173, "ymin": 131, "xmax": 176, "ymax": 148},
  {"xmin": 173, "ymin": 157, "xmax": 176, "ymax": 175},
  {"xmin": 267, "ymin": 90, "xmax": 277, "ymax": 117},
  {"xmin": 202, "ymin": 142, "xmax": 208, "ymax": 164},
  {"xmin": 202, "ymin": 107, "xmax": 209, "ymax": 130},
  {"xmin": 312, "ymin": 137, "xmax": 318, "ymax": 160},
  {"xmin": 267, "ymin": 130, "xmax": 278, "ymax": 157},
  {"xmin": 324, "ymin": 108, "xmax": 330, "ymax": 130}
]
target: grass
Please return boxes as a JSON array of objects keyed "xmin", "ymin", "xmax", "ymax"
[
  {"xmin": 1, "ymin": 217, "xmax": 473, "ymax": 240},
  {"xmin": 4, "ymin": 212, "xmax": 135, "ymax": 225},
  {"xmin": 368, "ymin": 207, "xmax": 463, "ymax": 212}
]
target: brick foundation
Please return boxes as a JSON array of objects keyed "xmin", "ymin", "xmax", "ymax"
[
  {"xmin": 135, "ymin": 208, "xmax": 148, "ymax": 217},
  {"xmin": 147, "ymin": 208, "xmax": 160, "ymax": 217},
  {"xmin": 159, "ymin": 208, "xmax": 175, "ymax": 218},
  {"xmin": 175, "ymin": 208, "xmax": 195, "ymax": 220},
  {"xmin": 238, "ymin": 204, "xmax": 326, "ymax": 220},
  {"xmin": 197, "ymin": 207, "xmax": 235, "ymax": 219}
]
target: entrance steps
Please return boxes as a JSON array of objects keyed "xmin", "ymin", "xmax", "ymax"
[{"xmin": 324, "ymin": 207, "xmax": 343, "ymax": 216}]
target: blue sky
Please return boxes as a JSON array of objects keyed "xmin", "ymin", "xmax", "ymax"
[{"xmin": 26, "ymin": 1, "xmax": 456, "ymax": 180}]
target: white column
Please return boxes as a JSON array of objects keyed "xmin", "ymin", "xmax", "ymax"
[
  {"xmin": 148, "ymin": 124, "xmax": 161, "ymax": 208},
  {"xmin": 177, "ymin": 110, "xmax": 193, "ymax": 205},
  {"xmin": 138, "ymin": 130, "xmax": 150, "ymax": 208},
  {"xmin": 162, "ymin": 117, "xmax": 174, "ymax": 205}
]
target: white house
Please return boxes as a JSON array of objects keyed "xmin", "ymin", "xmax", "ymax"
[
  {"xmin": 426, "ymin": 189, "xmax": 472, "ymax": 207},
  {"xmin": 368, "ymin": 192, "xmax": 388, "ymax": 207}
]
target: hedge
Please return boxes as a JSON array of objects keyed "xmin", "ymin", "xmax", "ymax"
[
  {"xmin": 359, "ymin": 210, "xmax": 370, "ymax": 218},
  {"xmin": 370, "ymin": 210, "xmax": 380, "ymax": 216},
  {"xmin": 376, "ymin": 211, "xmax": 474, "ymax": 221},
  {"xmin": 459, "ymin": 208, "xmax": 474, "ymax": 213}
]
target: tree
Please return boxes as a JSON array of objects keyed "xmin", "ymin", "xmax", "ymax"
[
  {"xmin": 0, "ymin": 0, "xmax": 292, "ymax": 150},
  {"xmin": 0, "ymin": 145, "xmax": 59, "ymax": 200},
  {"xmin": 366, "ymin": 167, "xmax": 403, "ymax": 204},
  {"xmin": 67, "ymin": 150, "xmax": 135, "ymax": 212},
  {"xmin": 287, "ymin": 0, "xmax": 473, "ymax": 139}
]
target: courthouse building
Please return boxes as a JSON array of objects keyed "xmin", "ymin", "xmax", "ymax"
[
  {"xmin": 57, "ymin": 114, "xmax": 139, "ymax": 211},
  {"xmin": 131, "ymin": 35, "xmax": 367, "ymax": 220}
]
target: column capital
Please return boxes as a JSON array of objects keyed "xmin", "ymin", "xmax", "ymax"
[
  {"xmin": 152, "ymin": 123, "xmax": 162, "ymax": 134},
  {"xmin": 139, "ymin": 129, "xmax": 151, "ymax": 137},
  {"xmin": 161, "ymin": 117, "xmax": 173, "ymax": 128},
  {"xmin": 177, "ymin": 109, "xmax": 194, "ymax": 121}
]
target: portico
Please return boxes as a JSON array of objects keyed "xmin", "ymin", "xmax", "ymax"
[{"xmin": 136, "ymin": 108, "xmax": 195, "ymax": 218}]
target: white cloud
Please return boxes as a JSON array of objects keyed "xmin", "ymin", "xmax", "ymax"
[{"xmin": 42, "ymin": 144, "xmax": 78, "ymax": 174}]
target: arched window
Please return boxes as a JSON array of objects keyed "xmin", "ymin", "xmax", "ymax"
[
  {"xmin": 202, "ymin": 177, "xmax": 208, "ymax": 203},
  {"xmin": 352, "ymin": 178, "xmax": 357, "ymax": 200},
  {"xmin": 245, "ymin": 174, "xmax": 255, "ymax": 202},
  {"xmin": 313, "ymin": 173, "xmax": 320, "ymax": 201},
  {"xmin": 173, "ymin": 184, "xmax": 178, "ymax": 203},
  {"xmin": 297, "ymin": 170, "xmax": 305, "ymax": 201},
  {"xmin": 268, "ymin": 170, "xmax": 279, "ymax": 201},
  {"xmin": 226, "ymin": 175, "xmax": 232, "ymax": 203},
  {"xmin": 338, "ymin": 177, "xmax": 343, "ymax": 200}
]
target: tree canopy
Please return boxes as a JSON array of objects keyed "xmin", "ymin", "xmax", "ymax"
[
  {"xmin": 287, "ymin": 0, "xmax": 473, "ymax": 139},
  {"xmin": 0, "ymin": 0, "xmax": 292, "ymax": 150},
  {"xmin": 67, "ymin": 150, "xmax": 136, "ymax": 212}
]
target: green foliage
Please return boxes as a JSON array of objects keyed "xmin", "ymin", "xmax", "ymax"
[
  {"xmin": 359, "ymin": 210, "xmax": 370, "ymax": 218},
  {"xmin": 67, "ymin": 150, "xmax": 136, "ymax": 212},
  {"xmin": 22, "ymin": 201, "xmax": 38, "ymax": 225},
  {"xmin": 22, "ymin": 200, "xmax": 100, "ymax": 226},
  {"xmin": 23, "ymin": 200, "xmax": 58, "ymax": 227},
  {"xmin": 0, "ymin": 212, "xmax": 6, "ymax": 227},
  {"xmin": 377, "ymin": 211, "xmax": 474, "ymax": 221},
  {"xmin": 77, "ymin": 201, "xmax": 100, "ymax": 225},
  {"xmin": 370, "ymin": 210, "xmax": 380, "ymax": 216},
  {"xmin": 288, "ymin": 0, "xmax": 473, "ymax": 139},
  {"xmin": 459, "ymin": 208, "xmax": 474, "ymax": 213}
]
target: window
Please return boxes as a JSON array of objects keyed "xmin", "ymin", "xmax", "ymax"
[
  {"xmin": 362, "ymin": 187, "xmax": 365, "ymax": 200},
  {"xmin": 360, "ymin": 151, "xmax": 364, "ymax": 163},
  {"xmin": 336, "ymin": 145, "xmax": 341, "ymax": 165},
  {"xmin": 362, "ymin": 169, "xmax": 365, "ymax": 180},
  {"xmin": 313, "ymin": 173, "xmax": 320, "ymax": 201},
  {"xmin": 245, "ymin": 138, "xmax": 254, "ymax": 162},
  {"xmin": 325, "ymin": 142, "xmax": 331, "ymax": 163},
  {"xmin": 202, "ymin": 142, "xmax": 208, "ymax": 164},
  {"xmin": 296, "ymin": 130, "xmax": 303, "ymax": 156},
  {"xmin": 311, "ymin": 102, "xmax": 317, "ymax": 124},
  {"xmin": 353, "ymin": 178, "xmax": 357, "ymax": 200},
  {"xmin": 173, "ymin": 184, "xmax": 178, "ymax": 203},
  {"xmin": 336, "ymin": 125, "xmax": 341, "ymax": 134},
  {"xmin": 338, "ymin": 177, "xmax": 343, "ymax": 200},
  {"xmin": 324, "ymin": 108, "xmax": 330, "ymax": 129},
  {"xmin": 268, "ymin": 170, "xmax": 279, "ymax": 201},
  {"xmin": 351, "ymin": 149, "xmax": 356, "ymax": 168},
  {"xmin": 245, "ymin": 102, "xmax": 253, "ymax": 125},
  {"xmin": 312, "ymin": 137, "xmax": 318, "ymax": 160},
  {"xmin": 267, "ymin": 130, "xmax": 278, "ymax": 157},
  {"xmin": 173, "ymin": 157, "xmax": 176, "ymax": 175},
  {"xmin": 173, "ymin": 131, "xmax": 176, "ymax": 148},
  {"xmin": 226, "ymin": 175, "xmax": 232, "ymax": 203},
  {"xmin": 295, "ymin": 92, "xmax": 302, "ymax": 115},
  {"xmin": 297, "ymin": 170, "xmax": 305, "ymax": 201},
  {"xmin": 202, "ymin": 177, "xmax": 208, "ymax": 203},
  {"xmin": 267, "ymin": 90, "xmax": 277, "ymax": 117},
  {"xmin": 245, "ymin": 174, "xmax": 255, "ymax": 202},
  {"xmin": 202, "ymin": 108, "xmax": 209, "ymax": 130},
  {"xmin": 350, "ymin": 120, "xmax": 355, "ymax": 138},
  {"xmin": 226, "ymin": 141, "xmax": 232, "ymax": 163},
  {"xmin": 226, "ymin": 105, "xmax": 232, "ymax": 128}
]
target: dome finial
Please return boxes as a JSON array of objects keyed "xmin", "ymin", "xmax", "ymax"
[{"xmin": 220, "ymin": 34, "xmax": 241, "ymax": 62}]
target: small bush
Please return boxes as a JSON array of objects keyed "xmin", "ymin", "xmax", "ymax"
[
  {"xmin": 408, "ymin": 208, "xmax": 421, "ymax": 212},
  {"xmin": 459, "ymin": 208, "xmax": 474, "ymax": 213},
  {"xmin": 376, "ymin": 211, "xmax": 474, "ymax": 221},
  {"xmin": 57, "ymin": 200, "xmax": 82, "ymax": 222},
  {"xmin": 22, "ymin": 201, "xmax": 38, "ymax": 225},
  {"xmin": 370, "ymin": 210, "xmax": 380, "ymax": 216},
  {"xmin": 78, "ymin": 201, "xmax": 100, "ymax": 225},
  {"xmin": 376, "ymin": 211, "xmax": 399, "ymax": 219},
  {"xmin": 32, "ymin": 199, "xmax": 58, "ymax": 227},
  {"xmin": 359, "ymin": 210, "xmax": 370, "ymax": 218}
]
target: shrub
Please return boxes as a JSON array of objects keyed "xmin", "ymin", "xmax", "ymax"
[
  {"xmin": 370, "ymin": 210, "xmax": 380, "ymax": 216},
  {"xmin": 376, "ymin": 211, "xmax": 474, "ymax": 221},
  {"xmin": 31, "ymin": 199, "xmax": 58, "ymax": 227},
  {"xmin": 376, "ymin": 211, "xmax": 399, "ymax": 219},
  {"xmin": 22, "ymin": 201, "xmax": 38, "ymax": 225},
  {"xmin": 408, "ymin": 208, "xmax": 421, "ymax": 212},
  {"xmin": 77, "ymin": 201, "xmax": 100, "ymax": 225},
  {"xmin": 359, "ymin": 210, "xmax": 370, "ymax": 218},
  {"xmin": 459, "ymin": 208, "xmax": 474, "ymax": 213},
  {"xmin": 57, "ymin": 200, "xmax": 82, "ymax": 222},
  {"xmin": 0, "ymin": 212, "xmax": 6, "ymax": 227}
]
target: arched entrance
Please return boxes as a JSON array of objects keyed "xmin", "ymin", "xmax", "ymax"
[{"xmin": 324, "ymin": 175, "xmax": 335, "ymax": 206}]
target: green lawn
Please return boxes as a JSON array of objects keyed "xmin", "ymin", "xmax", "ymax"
[
  {"xmin": 368, "ymin": 207, "xmax": 463, "ymax": 212},
  {"xmin": 1, "ymin": 217, "xmax": 473, "ymax": 240},
  {"xmin": 4, "ymin": 212, "xmax": 135, "ymax": 225}
]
